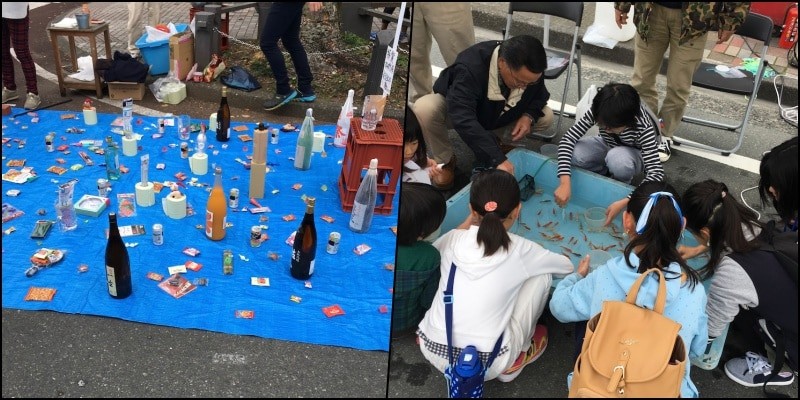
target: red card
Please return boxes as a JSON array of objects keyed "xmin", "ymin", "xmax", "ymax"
[{"xmin": 322, "ymin": 304, "xmax": 345, "ymax": 318}]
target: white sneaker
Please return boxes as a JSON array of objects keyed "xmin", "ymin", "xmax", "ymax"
[
  {"xmin": 2, "ymin": 87, "xmax": 18, "ymax": 103},
  {"xmin": 23, "ymin": 93, "xmax": 41, "ymax": 110},
  {"xmin": 658, "ymin": 138, "xmax": 672, "ymax": 163}
]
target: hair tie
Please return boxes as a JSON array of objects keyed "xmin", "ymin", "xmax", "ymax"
[
  {"xmin": 635, "ymin": 191, "xmax": 683, "ymax": 235},
  {"xmin": 721, "ymin": 191, "xmax": 726, "ymax": 199},
  {"xmin": 484, "ymin": 201, "xmax": 498, "ymax": 212}
]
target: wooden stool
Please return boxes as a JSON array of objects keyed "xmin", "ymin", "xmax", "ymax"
[{"xmin": 47, "ymin": 22, "xmax": 111, "ymax": 99}]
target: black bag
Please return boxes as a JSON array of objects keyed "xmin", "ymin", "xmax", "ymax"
[
  {"xmin": 101, "ymin": 51, "xmax": 149, "ymax": 83},
  {"xmin": 221, "ymin": 66, "xmax": 262, "ymax": 92},
  {"xmin": 757, "ymin": 220, "xmax": 798, "ymax": 285}
]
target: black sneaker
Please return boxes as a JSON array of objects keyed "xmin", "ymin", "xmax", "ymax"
[
  {"xmin": 294, "ymin": 90, "xmax": 316, "ymax": 103},
  {"xmin": 658, "ymin": 138, "xmax": 672, "ymax": 163},
  {"xmin": 263, "ymin": 90, "xmax": 297, "ymax": 111}
]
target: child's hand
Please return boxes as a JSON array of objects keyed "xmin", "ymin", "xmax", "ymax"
[
  {"xmin": 426, "ymin": 157, "xmax": 438, "ymax": 169},
  {"xmin": 554, "ymin": 183, "xmax": 571, "ymax": 207},
  {"xmin": 604, "ymin": 198, "xmax": 628, "ymax": 226},
  {"xmin": 576, "ymin": 254, "xmax": 590, "ymax": 277}
]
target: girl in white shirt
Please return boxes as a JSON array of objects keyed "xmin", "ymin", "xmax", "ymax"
[{"xmin": 417, "ymin": 169, "xmax": 574, "ymax": 382}]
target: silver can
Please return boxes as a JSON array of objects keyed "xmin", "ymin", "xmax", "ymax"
[
  {"xmin": 152, "ymin": 224, "xmax": 164, "ymax": 246},
  {"xmin": 229, "ymin": 188, "xmax": 239, "ymax": 209},
  {"xmin": 180, "ymin": 142, "xmax": 189, "ymax": 159},
  {"xmin": 326, "ymin": 232, "xmax": 341, "ymax": 254},
  {"xmin": 270, "ymin": 128, "xmax": 279, "ymax": 145},
  {"xmin": 97, "ymin": 178, "xmax": 109, "ymax": 197}
]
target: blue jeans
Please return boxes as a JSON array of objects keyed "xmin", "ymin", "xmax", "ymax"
[
  {"xmin": 571, "ymin": 136, "xmax": 643, "ymax": 184},
  {"xmin": 259, "ymin": 2, "xmax": 314, "ymax": 95}
]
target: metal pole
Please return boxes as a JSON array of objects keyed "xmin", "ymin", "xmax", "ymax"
[{"xmin": 363, "ymin": 30, "xmax": 393, "ymax": 97}]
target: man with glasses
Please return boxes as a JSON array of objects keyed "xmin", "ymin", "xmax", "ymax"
[{"xmin": 412, "ymin": 35, "xmax": 553, "ymax": 190}]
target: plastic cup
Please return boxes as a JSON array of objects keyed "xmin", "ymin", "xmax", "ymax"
[
  {"xmin": 587, "ymin": 249, "xmax": 612, "ymax": 272},
  {"xmin": 55, "ymin": 201, "xmax": 78, "ymax": 231},
  {"xmin": 584, "ymin": 207, "xmax": 606, "ymax": 232},
  {"xmin": 540, "ymin": 144, "xmax": 558, "ymax": 158},
  {"xmin": 178, "ymin": 115, "xmax": 191, "ymax": 140}
]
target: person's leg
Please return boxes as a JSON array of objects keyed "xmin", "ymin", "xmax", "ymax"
[
  {"xmin": 9, "ymin": 14, "xmax": 37, "ymax": 96},
  {"xmin": 425, "ymin": 3, "xmax": 474, "ymax": 66},
  {"xmin": 411, "ymin": 93, "xmax": 452, "ymax": 164},
  {"xmin": 486, "ymin": 274, "xmax": 552, "ymax": 381},
  {"xmin": 604, "ymin": 145, "xmax": 644, "ymax": 184},
  {"xmin": 572, "ymin": 136, "xmax": 611, "ymax": 176},
  {"xmin": 408, "ymin": 5, "xmax": 433, "ymax": 104},
  {"xmin": 2, "ymin": 17, "xmax": 17, "ymax": 93},
  {"xmin": 532, "ymin": 106, "xmax": 554, "ymax": 132},
  {"xmin": 259, "ymin": 2, "xmax": 296, "ymax": 96},
  {"xmin": 147, "ymin": 2, "xmax": 162, "ymax": 27},
  {"xmin": 127, "ymin": 3, "xmax": 145, "ymax": 56},
  {"xmin": 659, "ymin": 9, "xmax": 707, "ymax": 138},
  {"xmin": 630, "ymin": 5, "xmax": 670, "ymax": 119},
  {"xmin": 280, "ymin": 4, "xmax": 314, "ymax": 97}
]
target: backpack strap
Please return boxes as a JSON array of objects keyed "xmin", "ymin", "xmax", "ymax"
[
  {"xmin": 626, "ymin": 268, "xmax": 667, "ymax": 314},
  {"xmin": 762, "ymin": 320, "xmax": 790, "ymax": 398},
  {"xmin": 444, "ymin": 262, "xmax": 504, "ymax": 369}
]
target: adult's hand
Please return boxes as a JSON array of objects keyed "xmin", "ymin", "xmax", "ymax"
[
  {"xmin": 510, "ymin": 114, "xmax": 533, "ymax": 141},
  {"xmin": 307, "ymin": 2, "xmax": 323, "ymax": 12},
  {"xmin": 717, "ymin": 30, "xmax": 734, "ymax": 44},
  {"xmin": 604, "ymin": 197, "xmax": 629, "ymax": 226},
  {"xmin": 615, "ymin": 9, "xmax": 629, "ymax": 29},
  {"xmin": 496, "ymin": 159, "xmax": 515, "ymax": 177}
]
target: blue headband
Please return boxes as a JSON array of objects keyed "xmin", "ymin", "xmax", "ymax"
[{"xmin": 635, "ymin": 191, "xmax": 683, "ymax": 235}]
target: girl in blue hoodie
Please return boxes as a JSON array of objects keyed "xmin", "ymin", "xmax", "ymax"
[{"xmin": 549, "ymin": 181, "xmax": 708, "ymax": 398}]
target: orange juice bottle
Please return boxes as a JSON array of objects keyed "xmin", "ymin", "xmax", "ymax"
[{"xmin": 205, "ymin": 166, "xmax": 227, "ymax": 240}]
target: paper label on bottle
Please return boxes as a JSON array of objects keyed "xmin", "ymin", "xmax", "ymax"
[
  {"xmin": 309, "ymin": 259, "xmax": 315, "ymax": 276},
  {"xmin": 205, "ymin": 210, "xmax": 213, "ymax": 238},
  {"xmin": 349, "ymin": 202, "xmax": 368, "ymax": 230},
  {"xmin": 106, "ymin": 265, "xmax": 117, "ymax": 297}
]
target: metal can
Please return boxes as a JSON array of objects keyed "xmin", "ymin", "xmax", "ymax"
[
  {"xmin": 97, "ymin": 178, "xmax": 109, "ymax": 197},
  {"xmin": 250, "ymin": 225, "xmax": 262, "ymax": 247},
  {"xmin": 229, "ymin": 188, "xmax": 239, "ymax": 209},
  {"xmin": 157, "ymin": 118, "xmax": 165, "ymax": 134},
  {"xmin": 326, "ymin": 232, "xmax": 341, "ymax": 254},
  {"xmin": 222, "ymin": 249, "xmax": 234, "ymax": 275},
  {"xmin": 180, "ymin": 142, "xmax": 189, "ymax": 159},
  {"xmin": 270, "ymin": 128, "xmax": 279, "ymax": 145},
  {"xmin": 152, "ymin": 223, "xmax": 163, "ymax": 246},
  {"xmin": 45, "ymin": 134, "xmax": 54, "ymax": 152}
]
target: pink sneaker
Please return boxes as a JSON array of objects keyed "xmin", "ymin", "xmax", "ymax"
[{"xmin": 497, "ymin": 324, "xmax": 548, "ymax": 383}]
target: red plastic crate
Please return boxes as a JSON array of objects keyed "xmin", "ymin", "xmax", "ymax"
[{"xmin": 338, "ymin": 117, "xmax": 403, "ymax": 214}]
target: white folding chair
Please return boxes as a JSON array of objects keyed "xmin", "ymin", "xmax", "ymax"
[
  {"xmin": 503, "ymin": 2, "xmax": 584, "ymax": 139},
  {"xmin": 675, "ymin": 12, "xmax": 773, "ymax": 156}
]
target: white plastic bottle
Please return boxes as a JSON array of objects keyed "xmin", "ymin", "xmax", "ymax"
[
  {"xmin": 349, "ymin": 158, "xmax": 378, "ymax": 233},
  {"xmin": 334, "ymin": 89, "xmax": 355, "ymax": 147}
]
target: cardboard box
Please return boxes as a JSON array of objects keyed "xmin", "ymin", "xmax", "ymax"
[
  {"xmin": 170, "ymin": 31, "xmax": 195, "ymax": 80},
  {"xmin": 108, "ymin": 82, "xmax": 146, "ymax": 101}
]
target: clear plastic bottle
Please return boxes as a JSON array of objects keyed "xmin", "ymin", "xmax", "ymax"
[
  {"xmin": 349, "ymin": 158, "xmax": 378, "ymax": 233},
  {"xmin": 361, "ymin": 108, "xmax": 378, "ymax": 131},
  {"xmin": 105, "ymin": 136, "xmax": 121, "ymax": 181}
]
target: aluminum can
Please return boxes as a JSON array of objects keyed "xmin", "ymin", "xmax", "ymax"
[
  {"xmin": 97, "ymin": 178, "xmax": 109, "ymax": 197},
  {"xmin": 152, "ymin": 224, "xmax": 163, "ymax": 245},
  {"xmin": 326, "ymin": 232, "xmax": 341, "ymax": 254},
  {"xmin": 250, "ymin": 226, "xmax": 262, "ymax": 247},
  {"xmin": 229, "ymin": 188, "xmax": 239, "ymax": 209}
]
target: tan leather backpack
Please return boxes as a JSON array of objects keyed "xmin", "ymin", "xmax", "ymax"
[{"xmin": 569, "ymin": 268, "xmax": 686, "ymax": 398}]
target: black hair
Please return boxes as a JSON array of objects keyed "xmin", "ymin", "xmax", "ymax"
[
  {"xmin": 759, "ymin": 136, "xmax": 798, "ymax": 224},
  {"xmin": 397, "ymin": 182, "xmax": 446, "ymax": 246},
  {"xmin": 682, "ymin": 180, "xmax": 761, "ymax": 279},
  {"xmin": 403, "ymin": 107, "xmax": 429, "ymax": 174},
  {"xmin": 625, "ymin": 181, "xmax": 701, "ymax": 289},
  {"xmin": 498, "ymin": 34, "xmax": 547, "ymax": 74},
  {"xmin": 469, "ymin": 169, "xmax": 520, "ymax": 256},
  {"xmin": 591, "ymin": 82, "xmax": 640, "ymax": 129}
]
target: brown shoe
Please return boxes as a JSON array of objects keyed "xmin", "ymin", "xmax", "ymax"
[{"xmin": 431, "ymin": 155, "xmax": 456, "ymax": 191}]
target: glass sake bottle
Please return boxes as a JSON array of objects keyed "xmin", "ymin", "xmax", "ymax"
[
  {"xmin": 349, "ymin": 158, "xmax": 378, "ymax": 233},
  {"xmin": 290, "ymin": 197, "xmax": 317, "ymax": 280},
  {"xmin": 294, "ymin": 108, "xmax": 314, "ymax": 170},
  {"xmin": 205, "ymin": 166, "xmax": 227, "ymax": 240},
  {"xmin": 216, "ymin": 86, "xmax": 231, "ymax": 142},
  {"xmin": 105, "ymin": 212, "xmax": 132, "ymax": 299},
  {"xmin": 105, "ymin": 135, "xmax": 121, "ymax": 181}
]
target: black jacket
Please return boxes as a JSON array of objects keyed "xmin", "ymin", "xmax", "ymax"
[{"xmin": 433, "ymin": 40, "xmax": 550, "ymax": 167}]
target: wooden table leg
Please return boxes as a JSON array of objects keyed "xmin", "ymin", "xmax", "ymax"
[
  {"xmin": 89, "ymin": 35, "xmax": 102, "ymax": 98},
  {"xmin": 49, "ymin": 31, "xmax": 66, "ymax": 96},
  {"xmin": 68, "ymin": 36, "xmax": 77, "ymax": 72}
]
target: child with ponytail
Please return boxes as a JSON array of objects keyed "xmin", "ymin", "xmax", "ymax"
[{"xmin": 416, "ymin": 169, "xmax": 574, "ymax": 383}]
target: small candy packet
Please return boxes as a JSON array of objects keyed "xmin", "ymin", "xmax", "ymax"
[
  {"xmin": 354, "ymin": 244, "xmax": 372, "ymax": 255},
  {"xmin": 235, "ymin": 310, "xmax": 255, "ymax": 319},
  {"xmin": 322, "ymin": 304, "xmax": 345, "ymax": 318}
]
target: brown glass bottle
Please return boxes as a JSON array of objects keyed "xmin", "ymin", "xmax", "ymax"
[
  {"xmin": 216, "ymin": 86, "xmax": 231, "ymax": 142},
  {"xmin": 105, "ymin": 212, "xmax": 132, "ymax": 299},
  {"xmin": 290, "ymin": 197, "xmax": 317, "ymax": 280}
]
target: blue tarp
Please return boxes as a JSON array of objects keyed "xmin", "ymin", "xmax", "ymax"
[{"xmin": 2, "ymin": 108, "xmax": 397, "ymax": 351}]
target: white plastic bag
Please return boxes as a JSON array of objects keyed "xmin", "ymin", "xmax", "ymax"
[{"xmin": 144, "ymin": 22, "xmax": 179, "ymax": 43}]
